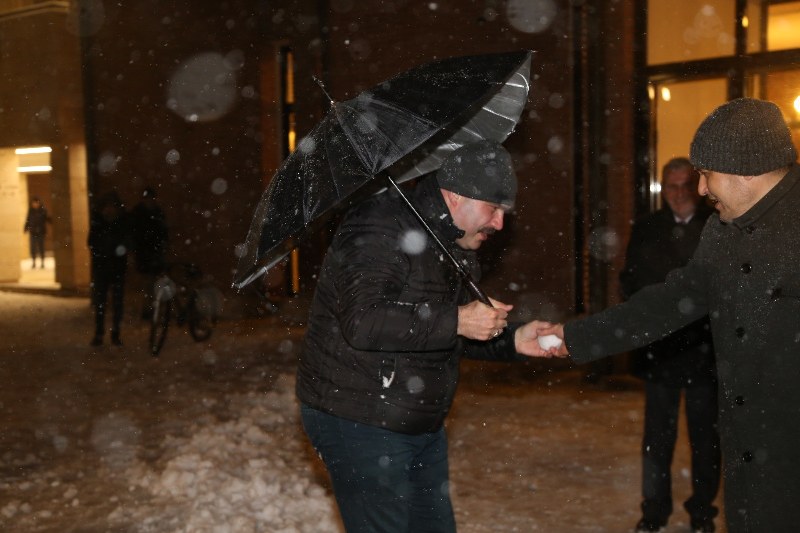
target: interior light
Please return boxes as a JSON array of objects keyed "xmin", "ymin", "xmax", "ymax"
[
  {"xmin": 742, "ymin": 15, "xmax": 749, "ymax": 28},
  {"xmin": 794, "ymin": 95, "xmax": 800, "ymax": 114},
  {"xmin": 650, "ymin": 181, "xmax": 662, "ymax": 194},
  {"xmin": 647, "ymin": 85, "xmax": 655, "ymax": 100},
  {"xmin": 17, "ymin": 165, "xmax": 53, "ymax": 173},
  {"xmin": 660, "ymin": 87, "xmax": 671, "ymax": 102},
  {"xmin": 15, "ymin": 146, "xmax": 52, "ymax": 155}
]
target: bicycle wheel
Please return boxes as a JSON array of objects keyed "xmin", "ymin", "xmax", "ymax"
[
  {"xmin": 187, "ymin": 289, "xmax": 216, "ymax": 342},
  {"xmin": 149, "ymin": 297, "xmax": 171, "ymax": 356}
]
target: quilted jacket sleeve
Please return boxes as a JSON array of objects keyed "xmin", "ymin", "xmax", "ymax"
[{"xmin": 331, "ymin": 211, "xmax": 460, "ymax": 354}]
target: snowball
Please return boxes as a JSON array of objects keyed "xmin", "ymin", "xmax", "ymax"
[{"xmin": 538, "ymin": 334, "xmax": 562, "ymax": 350}]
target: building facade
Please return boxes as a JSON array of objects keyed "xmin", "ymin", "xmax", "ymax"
[{"xmin": 0, "ymin": 0, "xmax": 640, "ymax": 321}]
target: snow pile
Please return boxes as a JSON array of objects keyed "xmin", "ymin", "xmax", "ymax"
[{"xmin": 111, "ymin": 374, "xmax": 341, "ymax": 533}]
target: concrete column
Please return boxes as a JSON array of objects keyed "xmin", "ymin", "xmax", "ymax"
[
  {"xmin": 50, "ymin": 143, "xmax": 90, "ymax": 290},
  {"xmin": 0, "ymin": 148, "xmax": 23, "ymax": 282}
]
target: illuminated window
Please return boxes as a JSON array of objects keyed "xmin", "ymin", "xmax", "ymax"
[
  {"xmin": 747, "ymin": 0, "xmax": 800, "ymax": 52},
  {"xmin": 648, "ymin": 1, "xmax": 736, "ymax": 65}
]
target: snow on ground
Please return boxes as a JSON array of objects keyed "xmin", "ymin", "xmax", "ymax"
[
  {"xmin": 0, "ymin": 292, "xmax": 726, "ymax": 532},
  {"xmin": 106, "ymin": 375, "xmax": 340, "ymax": 533}
]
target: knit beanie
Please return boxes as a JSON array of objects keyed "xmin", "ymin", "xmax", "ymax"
[
  {"xmin": 690, "ymin": 98, "xmax": 797, "ymax": 175},
  {"xmin": 435, "ymin": 140, "xmax": 517, "ymax": 209}
]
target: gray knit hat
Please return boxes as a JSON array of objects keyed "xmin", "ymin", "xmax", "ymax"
[
  {"xmin": 436, "ymin": 140, "xmax": 517, "ymax": 209},
  {"xmin": 690, "ymin": 98, "xmax": 797, "ymax": 175}
]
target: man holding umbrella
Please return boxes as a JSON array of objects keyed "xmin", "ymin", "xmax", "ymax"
[{"xmin": 297, "ymin": 140, "xmax": 551, "ymax": 533}]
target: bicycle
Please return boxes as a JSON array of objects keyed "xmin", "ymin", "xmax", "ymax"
[{"xmin": 149, "ymin": 262, "xmax": 222, "ymax": 356}]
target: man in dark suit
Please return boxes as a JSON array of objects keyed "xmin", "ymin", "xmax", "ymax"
[{"xmin": 621, "ymin": 158, "xmax": 720, "ymax": 533}]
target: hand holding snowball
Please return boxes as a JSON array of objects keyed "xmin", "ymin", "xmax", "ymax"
[
  {"xmin": 514, "ymin": 321, "xmax": 569, "ymax": 358},
  {"xmin": 537, "ymin": 334, "xmax": 563, "ymax": 350},
  {"xmin": 537, "ymin": 323, "xmax": 569, "ymax": 357}
]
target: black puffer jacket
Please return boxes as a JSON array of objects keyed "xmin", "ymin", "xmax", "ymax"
[{"xmin": 297, "ymin": 175, "xmax": 520, "ymax": 434}]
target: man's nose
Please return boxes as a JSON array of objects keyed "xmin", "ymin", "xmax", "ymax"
[
  {"xmin": 698, "ymin": 175, "xmax": 709, "ymax": 196},
  {"xmin": 492, "ymin": 210, "xmax": 504, "ymax": 230}
]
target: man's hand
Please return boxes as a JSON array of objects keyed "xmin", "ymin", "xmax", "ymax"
[
  {"xmin": 457, "ymin": 298, "xmax": 511, "ymax": 341},
  {"xmin": 533, "ymin": 323, "xmax": 569, "ymax": 357},
  {"xmin": 514, "ymin": 321, "xmax": 569, "ymax": 358}
]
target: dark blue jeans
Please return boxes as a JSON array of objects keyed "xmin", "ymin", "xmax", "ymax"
[{"xmin": 300, "ymin": 404, "xmax": 456, "ymax": 533}]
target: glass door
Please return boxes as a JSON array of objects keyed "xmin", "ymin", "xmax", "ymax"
[{"xmin": 648, "ymin": 78, "xmax": 728, "ymax": 210}]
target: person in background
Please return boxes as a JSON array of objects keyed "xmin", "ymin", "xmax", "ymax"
[
  {"xmin": 297, "ymin": 140, "xmax": 551, "ymax": 533},
  {"xmin": 131, "ymin": 186, "xmax": 169, "ymax": 319},
  {"xmin": 24, "ymin": 196, "xmax": 50, "ymax": 269},
  {"xmin": 88, "ymin": 191, "xmax": 130, "ymax": 347},
  {"xmin": 621, "ymin": 157, "xmax": 720, "ymax": 533},
  {"xmin": 531, "ymin": 98, "xmax": 800, "ymax": 533}
]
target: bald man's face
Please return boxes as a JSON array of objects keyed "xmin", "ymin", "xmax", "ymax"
[{"xmin": 662, "ymin": 166, "xmax": 701, "ymax": 220}]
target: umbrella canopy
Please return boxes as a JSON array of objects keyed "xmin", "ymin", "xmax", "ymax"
[{"xmin": 233, "ymin": 50, "xmax": 532, "ymax": 289}]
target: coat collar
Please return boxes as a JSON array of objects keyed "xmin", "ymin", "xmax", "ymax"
[
  {"xmin": 732, "ymin": 164, "xmax": 800, "ymax": 230},
  {"xmin": 408, "ymin": 174, "xmax": 466, "ymax": 243}
]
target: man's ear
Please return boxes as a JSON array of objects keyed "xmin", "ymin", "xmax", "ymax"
[{"xmin": 440, "ymin": 189, "xmax": 460, "ymax": 209}]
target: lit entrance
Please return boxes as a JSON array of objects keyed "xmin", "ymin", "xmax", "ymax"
[{"xmin": 0, "ymin": 145, "xmax": 91, "ymax": 291}]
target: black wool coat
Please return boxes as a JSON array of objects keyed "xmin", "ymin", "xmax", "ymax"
[
  {"xmin": 619, "ymin": 203, "xmax": 716, "ymax": 387},
  {"xmin": 565, "ymin": 165, "xmax": 800, "ymax": 533},
  {"xmin": 297, "ymin": 175, "xmax": 521, "ymax": 435}
]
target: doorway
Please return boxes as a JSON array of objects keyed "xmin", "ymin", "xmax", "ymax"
[
  {"xmin": 648, "ymin": 78, "xmax": 728, "ymax": 210},
  {"xmin": 639, "ymin": 0, "xmax": 800, "ymax": 216},
  {"xmin": 19, "ymin": 170, "xmax": 57, "ymax": 287},
  {"xmin": 0, "ymin": 145, "xmax": 90, "ymax": 291}
]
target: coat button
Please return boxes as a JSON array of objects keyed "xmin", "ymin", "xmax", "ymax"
[
  {"xmin": 743, "ymin": 451, "xmax": 753, "ymax": 462},
  {"xmin": 735, "ymin": 327, "xmax": 745, "ymax": 338},
  {"xmin": 740, "ymin": 263, "xmax": 752, "ymax": 273},
  {"xmin": 735, "ymin": 395, "xmax": 744, "ymax": 405}
]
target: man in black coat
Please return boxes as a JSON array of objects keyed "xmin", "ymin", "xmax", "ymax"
[
  {"xmin": 131, "ymin": 187, "xmax": 168, "ymax": 319},
  {"xmin": 621, "ymin": 158, "xmax": 720, "ymax": 533},
  {"xmin": 535, "ymin": 98, "xmax": 800, "ymax": 533},
  {"xmin": 297, "ymin": 141, "xmax": 552, "ymax": 533},
  {"xmin": 23, "ymin": 196, "xmax": 50, "ymax": 269},
  {"xmin": 88, "ymin": 191, "xmax": 130, "ymax": 347}
]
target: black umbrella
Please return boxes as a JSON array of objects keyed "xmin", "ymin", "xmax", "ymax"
[{"xmin": 233, "ymin": 50, "xmax": 532, "ymax": 298}]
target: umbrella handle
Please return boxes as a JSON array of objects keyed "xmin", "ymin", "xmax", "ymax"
[{"xmin": 463, "ymin": 275, "xmax": 493, "ymax": 307}]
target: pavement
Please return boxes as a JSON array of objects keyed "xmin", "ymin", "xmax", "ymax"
[
  {"xmin": 0, "ymin": 289, "xmax": 727, "ymax": 532},
  {"xmin": 0, "ymin": 257, "xmax": 72, "ymax": 296}
]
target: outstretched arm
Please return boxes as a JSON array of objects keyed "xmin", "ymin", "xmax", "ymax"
[{"xmin": 514, "ymin": 320, "xmax": 564, "ymax": 358}]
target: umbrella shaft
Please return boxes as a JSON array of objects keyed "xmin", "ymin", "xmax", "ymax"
[{"xmin": 384, "ymin": 175, "xmax": 492, "ymax": 307}]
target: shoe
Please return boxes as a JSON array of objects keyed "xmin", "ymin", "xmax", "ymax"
[
  {"xmin": 691, "ymin": 517, "xmax": 715, "ymax": 533},
  {"xmin": 90, "ymin": 335, "xmax": 103, "ymax": 346},
  {"xmin": 634, "ymin": 518, "xmax": 666, "ymax": 532},
  {"xmin": 111, "ymin": 333, "xmax": 123, "ymax": 346}
]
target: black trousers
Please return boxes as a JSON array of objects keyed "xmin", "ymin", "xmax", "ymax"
[
  {"xmin": 29, "ymin": 233, "xmax": 45, "ymax": 263},
  {"xmin": 641, "ymin": 380, "xmax": 721, "ymax": 523},
  {"xmin": 91, "ymin": 265, "xmax": 126, "ymax": 337}
]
